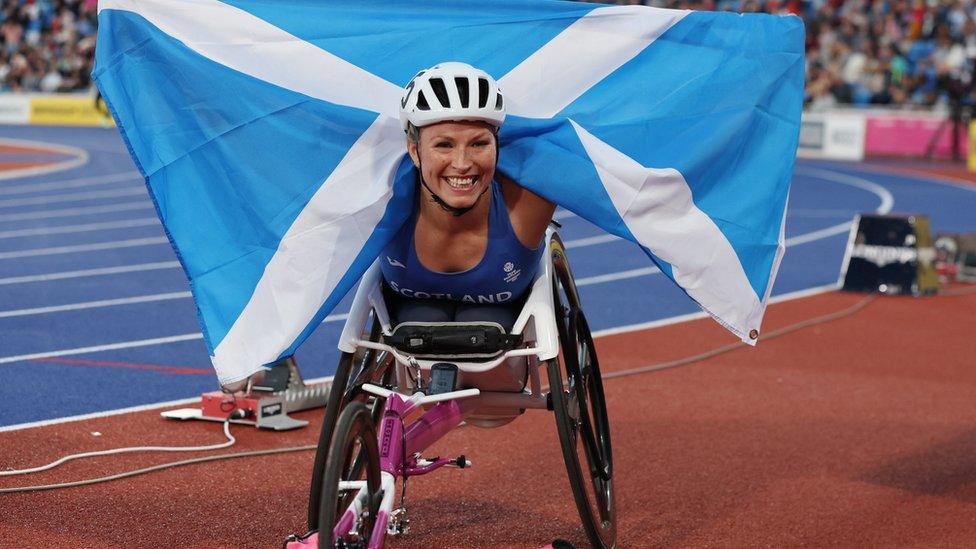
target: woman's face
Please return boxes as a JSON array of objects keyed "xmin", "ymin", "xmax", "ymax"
[{"xmin": 408, "ymin": 120, "xmax": 496, "ymax": 210}]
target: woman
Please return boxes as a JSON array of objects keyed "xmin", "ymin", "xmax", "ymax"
[
  {"xmin": 382, "ymin": 62, "xmax": 556, "ymax": 331},
  {"xmin": 223, "ymin": 62, "xmax": 545, "ymax": 393}
]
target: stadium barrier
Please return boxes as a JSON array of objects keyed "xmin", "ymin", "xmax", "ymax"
[
  {"xmin": 799, "ymin": 108, "xmax": 975, "ymax": 164},
  {"xmin": 0, "ymin": 95, "xmax": 970, "ymax": 165},
  {"xmin": 798, "ymin": 111, "xmax": 866, "ymax": 161},
  {"xmin": 864, "ymin": 109, "xmax": 966, "ymax": 160},
  {"xmin": 0, "ymin": 93, "xmax": 114, "ymax": 127},
  {"xmin": 0, "ymin": 95, "xmax": 30, "ymax": 125}
]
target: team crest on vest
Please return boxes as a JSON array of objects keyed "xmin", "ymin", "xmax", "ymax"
[
  {"xmin": 503, "ymin": 261, "xmax": 521, "ymax": 283},
  {"xmin": 387, "ymin": 256, "xmax": 405, "ymax": 269}
]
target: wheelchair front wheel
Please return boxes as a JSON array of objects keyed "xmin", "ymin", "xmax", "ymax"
[
  {"xmin": 308, "ymin": 316, "xmax": 392, "ymax": 529},
  {"xmin": 318, "ymin": 401, "xmax": 383, "ymax": 547}
]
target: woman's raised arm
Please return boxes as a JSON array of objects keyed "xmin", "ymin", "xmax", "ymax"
[{"xmin": 498, "ymin": 172, "xmax": 557, "ymax": 250}]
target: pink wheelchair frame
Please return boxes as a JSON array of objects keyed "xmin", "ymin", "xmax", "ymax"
[{"xmin": 286, "ymin": 230, "xmax": 615, "ymax": 548}]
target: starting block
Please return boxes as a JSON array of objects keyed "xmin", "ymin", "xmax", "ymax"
[{"xmin": 161, "ymin": 357, "xmax": 329, "ymax": 431}]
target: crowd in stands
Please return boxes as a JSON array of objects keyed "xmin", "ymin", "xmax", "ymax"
[
  {"xmin": 588, "ymin": 0, "xmax": 976, "ymax": 110},
  {"xmin": 796, "ymin": 0, "xmax": 976, "ymax": 110},
  {"xmin": 0, "ymin": 0, "xmax": 97, "ymax": 93},
  {"xmin": 2, "ymin": 0, "xmax": 975, "ymax": 111}
]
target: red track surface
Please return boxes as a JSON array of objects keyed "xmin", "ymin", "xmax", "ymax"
[
  {"xmin": 0, "ymin": 144, "xmax": 60, "ymax": 155},
  {"xmin": 0, "ymin": 161, "xmax": 55, "ymax": 170},
  {"xmin": 866, "ymin": 160, "xmax": 976, "ymax": 188},
  {"xmin": 2, "ymin": 288, "xmax": 975, "ymax": 548}
]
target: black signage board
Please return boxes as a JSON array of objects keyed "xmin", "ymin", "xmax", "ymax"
[{"xmin": 839, "ymin": 214, "xmax": 938, "ymax": 296}]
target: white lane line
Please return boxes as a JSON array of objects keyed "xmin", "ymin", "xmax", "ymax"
[
  {"xmin": 794, "ymin": 167, "xmax": 894, "ymax": 214},
  {"xmin": 0, "ymin": 167, "xmax": 871, "ymax": 308},
  {"xmin": 785, "ymin": 222, "xmax": 852, "ymax": 247},
  {"xmin": 571, "ymin": 223, "xmax": 856, "ymax": 286},
  {"xmin": 0, "ymin": 291, "xmax": 191, "ymax": 318},
  {"xmin": 0, "ymin": 334, "xmax": 203, "ymax": 365},
  {"xmin": 0, "ymin": 372, "xmax": 335, "ymax": 433},
  {"xmin": 0, "ymin": 186, "xmax": 146, "ymax": 208},
  {"xmin": 563, "ymin": 168, "xmax": 887, "ymax": 252},
  {"xmin": 591, "ymin": 282, "xmax": 840, "ymax": 338},
  {"xmin": 70, "ymin": 143, "xmax": 131, "ymax": 155},
  {"xmin": 0, "ymin": 167, "xmax": 885, "ymax": 357},
  {"xmin": 0, "ymin": 261, "xmax": 180, "ymax": 286},
  {"xmin": 566, "ymin": 233, "xmax": 619, "ymax": 249},
  {"xmin": 578, "ymin": 266, "xmax": 659, "ymax": 286},
  {"xmin": 0, "ymin": 314, "xmax": 350, "ymax": 367},
  {"xmin": 569, "ymin": 218, "xmax": 857, "ymax": 288},
  {"xmin": 0, "ymin": 282, "xmax": 841, "ymax": 433},
  {"xmin": 567, "ymin": 168, "xmax": 895, "ymax": 287},
  {"xmin": 0, "ymin": 236, "xmax": 169, "ymax": 260},
  {"xmin": 0, "ymin": 168, "xmax": 898, "ymax": 431},
  {"xmin": 788, "ymin": 208, "xmax": 860, "ymax": 218},
  {"xmin": 0, "ymin": 138, "xmax": 90, "ymax": 181},
  {"xmin": 0, "ymin": 201, "xmax": 153, "ymax": 222},
  {"xmin": 0, "ymin": 204, "xmax": 854, "ymax": 311},
  {"xmin": 839, "ymin": 162, "xmax": 976, "ymax": 193},
  {"xmin": 0, "ymin": 171, "xmax": 140, "ymax": 196},
  {"xmin": 0, "ymin": 395, "xmax": 204, "ymax": 433},
  {"xmin": 0, "ymin": 217, "xmax": 159, "ymax": 239},
  {"xmin": 0, "ymin": 213, "xmax": 845, "ymax": 335}
]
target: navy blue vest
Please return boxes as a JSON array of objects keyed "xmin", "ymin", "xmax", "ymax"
[{"xmin": 380, "ymin": 181, "xmax": 543, "ymax": 305}]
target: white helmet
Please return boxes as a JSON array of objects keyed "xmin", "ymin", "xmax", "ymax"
[{"xmin": 399, "ymin": 62, "xmax": 506, "ymax": 131}]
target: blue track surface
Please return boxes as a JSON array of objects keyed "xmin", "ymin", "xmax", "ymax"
[{"xmin": 2, "ymin": 126, "xmax": 974, "ymax": 427}]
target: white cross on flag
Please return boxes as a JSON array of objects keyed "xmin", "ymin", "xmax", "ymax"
[{"xmin": 94, "ymin": 0, "xmax": 805, "ymax": 385}]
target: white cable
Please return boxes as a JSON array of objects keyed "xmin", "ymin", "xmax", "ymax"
[
  {"xmin": 1, "ymin": 290, "xmax": 947, "ymax": 494},
  {"xmin": 0, "ymin": 420, "xmax": 236, "ymax": 476},
  {"xmin": 0, "ymin": 445, "xmax": 315, "ymax": 494}
]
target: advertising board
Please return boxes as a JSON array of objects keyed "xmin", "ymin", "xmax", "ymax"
[
  {"xmin": 28, "ymin": 96, "xmax": 114, "ymax": 127},
  {"xmin": 798, "ymin": 111, "xmax": 865, "ymax": 161}
]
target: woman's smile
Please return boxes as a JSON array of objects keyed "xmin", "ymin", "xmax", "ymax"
[{"xmin": 444, "ymin": 175, "xmax": 480, "ymax": 192}]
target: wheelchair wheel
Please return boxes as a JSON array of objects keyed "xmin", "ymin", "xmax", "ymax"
[
  {"xmin": 308, "ymin": 316, "xmax": 393, "ymax": 529},
  {"xmin": 318, "ymin": 401, "xmax": 383, "ymax": 547},
  {"xmin": 549, "ymin": 235, "xmax": 616, "ymax": 548}
]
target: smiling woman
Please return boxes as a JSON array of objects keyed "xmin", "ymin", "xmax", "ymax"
[{"xmin": 380, "ymin": 62, "xmax": 556, "ymax": 330}]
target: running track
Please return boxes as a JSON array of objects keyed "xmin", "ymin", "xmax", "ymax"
[
  {"xmin": 2, "ymin": 126, "xmax": 974, "ymax": 429},
  {"xmin": 2, "ymin": 127, "xmax": 976, "ymax": 547}
]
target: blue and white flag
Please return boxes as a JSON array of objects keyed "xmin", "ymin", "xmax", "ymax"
[{"xmin": 94, "ymin": 0, "xmax": 804, "ymax": 385}]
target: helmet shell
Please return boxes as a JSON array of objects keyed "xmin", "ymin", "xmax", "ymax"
[{"xmin": 399, "ymin": 62, "xmax": 506, "ymax": 130}]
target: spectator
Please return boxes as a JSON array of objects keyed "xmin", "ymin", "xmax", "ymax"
[
  {"xmin": 0, "ymin": 0, "xmax": 96, "ymax": 93},
  {"xmin": 4, "ymin": 0, "xmax": 976, "ymax": 110}
]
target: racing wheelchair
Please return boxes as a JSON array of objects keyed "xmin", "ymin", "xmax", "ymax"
[{"xmin": 287, "ymin": 228, "xmax": 615, "ymax": 548}]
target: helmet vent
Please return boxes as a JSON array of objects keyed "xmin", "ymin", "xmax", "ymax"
[
  {"xmin": 455, "ymin": 77, "xmax": 470, "ymax": 108},
  {"xmin": 495, "ymin": 94, "xmax": 504, "ymax": 111},
  {"xmin": 478, "ymin": 78, "xmax": 489, "ymax": 109},
  {"xmin": 416, "ymin": 91, "xmax": 430, "ymax": 111},
  {"xmin": 429, "ymin": 77, "xmax": 450, "ymax": 109}
]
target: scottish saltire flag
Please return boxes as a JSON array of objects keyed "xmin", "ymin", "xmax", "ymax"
[{"xmin": 94, "ymin": 0, "xmax": 804, "ymax": 385}]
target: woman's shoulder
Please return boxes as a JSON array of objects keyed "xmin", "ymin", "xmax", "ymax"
[{"xmin": 498, "ymin": 173, "xmax": 556, "ymax": 249}]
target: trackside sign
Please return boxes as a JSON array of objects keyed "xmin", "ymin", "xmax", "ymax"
[{"xmin": 839, "ymin": 213, "xmax": 939, "ymax": 296}]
